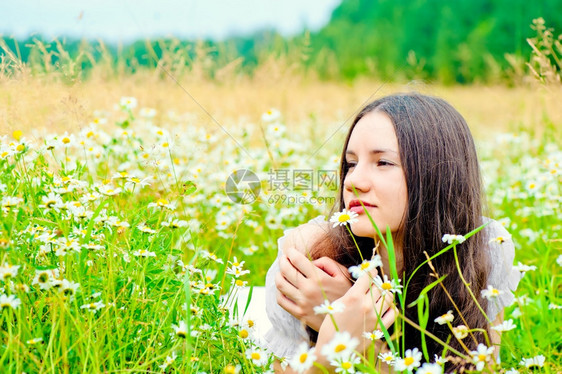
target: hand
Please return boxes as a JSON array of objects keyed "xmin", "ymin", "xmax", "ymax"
[
  {"xmin": 275, "ymin": 247, "xmax": 353, "ymax": 331},
  {"xmin": 315, "ymin": 270, "xmax": 397, "ymax": 365}
]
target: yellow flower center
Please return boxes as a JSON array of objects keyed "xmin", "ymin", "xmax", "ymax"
[
  {"xmin": 16, "ymin": 144, "xmax": 25, "ymax": 152},
  {"xmin": 342, "ymin": 362, "xmax": 352, "ymax": 370},
  {"xmin": 224, "ymin": 365, "xmax": 236, "ymax": 374},
  {"xmin": 62, "ymin": 137, "xmax": 71, "ymax": 144},
  {"xmin": 338, "ymin": 214, "xmax": 350, "ymax": 222},
  {"xmin": 13, "ymin": 130, "xmax": 23, "ymax": 140},
  {"xmin": 157, "ymin": 198, "xmax": 168, "ymax": 205},
  {"xmin": 251, "ymin": 352, "xmax": 261, "ymax": 360},
  {"xmin": 247, "ymin": 320, "xmax": 255, "ymax": 328},
  {"xmin": 404, "ymin": 357, "xmax": 414, "ymax": 366},
  {"xmin": 299, "ymin": 353, "xmax": 308, "ymax": 363},
  {"xmin": 239, "ymin": 330, "xmax": 249, "ymax": 339},
  {"xmin": 360, "ymin": 262, "xmax": 370, "ymax": 270},
  {"xmin": 478, "ymin": 354, "xmax": 486, "ymax": 361},
  {"xmin": 335, "ymin": 344, "xmax": 347, "ymax": 352},
  {"xmin": 382, "ymin": 282, "xmax": 392, "ymax": 290},
  {"xmin": 235, "ymin": 280, "xmax": 244, "ymax": 287}
]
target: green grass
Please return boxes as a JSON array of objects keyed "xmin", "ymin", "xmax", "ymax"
[{"xmin": 0, "ymin": 99, "xmax": 560, "ymax": 373}]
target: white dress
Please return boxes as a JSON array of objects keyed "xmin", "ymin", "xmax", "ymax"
[{"xmin": 263, "ymin": 216, "xmax": 521, "ymax": 359}]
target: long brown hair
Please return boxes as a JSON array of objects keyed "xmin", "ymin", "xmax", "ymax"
[{"xmin": 310, "ymin": 93, "xmax": 490, "ymax": 369}]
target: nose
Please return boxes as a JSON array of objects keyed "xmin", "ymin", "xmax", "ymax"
[{"xmin": 343, "ymin": 163, "xmax": 370, "ymax": 194}]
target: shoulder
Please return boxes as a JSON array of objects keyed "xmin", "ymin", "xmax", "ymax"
[{"xmin": 280, "ymin": 216, "xmax": 330, "ymax": 256}]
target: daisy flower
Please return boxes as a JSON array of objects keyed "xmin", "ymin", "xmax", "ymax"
[
  {"xmin": 147, "ymin": 198, "xmax": 176, "ymax": 210},
  {"xmin": 372, "ymin": 274, "xmax": 403, "ymax": 295},
  {"xmin": 441, "ymin": 234, "xmax": 466, "ymax": 245},
  {"xmin": 362, "ymin": 329, "xmax": 384, "ymax": 341},
  {"xmin": 394, "ymin": 348, "xmax": 422, "ymax": 372},
  {"xmin": 226, "ymin": 266, "xmax": 250, "ymax": 278},
  {"xmin": 172, "ymin": 321, "xmax": 188, "ymax": 338},
  {"xmin": 80, "ymin": 300, "xmax": 105, "ymax": 313},
  {"xmin": 261, "ymin": 108, "xmax": 281, "ymax": 122},
  {"xmin": 313, "ymin": 299, "xmax": 345, "ymax": 315},
  {"xmin": 0, "ymin": 263, "xmax": 21, "ymax": 281},
  {"xmin": 481, "ymin": 285, "xmax": 503, "ymax": 300},
  {"xmin": 245, "ymin": 347, "xmax": 269, "ymax": 366},
  {"xmin": 201, "ymin": 250, "xmax": 224, "ymax": 264},
  {"xmin": 59, "ymin": 279, "xmax": 80, "ymax": 300},
  {"xmin": 434, "ymin": 310, "xmax": 454, "ymax": 325},
  {"xmin": 348, "ymin": 255, "xmax": 381, "ymax": 279},
  {"xmin": 321, "ymin": 331, "xmax": 359, "ymax": 361},
  {"xmin": 378, "ymin": 351, "xmax": 398, "ymax": 366},
  {"xmin": 32, "ymin": 269, "xmax": 59, "ymax": 290},
  {"xmin": 158, "ymin": 352, "xmax": 177, "ymax": 370},
  {"xmin": 416, "ymin": 362, "xmax": 443, "ymax": 374},
  {"xmin": 232, "ymin": 279, "xmax": 248, "ymax": 288},
  {"xmin": 489, "ymin": 236, "xmax": 507, "ymax": 244},
  {"xmin": 330, "ymin": 352, "xmax": 360, "ymax": 373},
  {"xmin": 491, "ymin": 319, "xmax": 516, "ymax": 332},
  {"xmin": 98, "ymin": 185, "xmax": 122, "ymax": 196},
  {"xmin": 513, "ymin": 262, "xmax": 537, "ymax": 274},
  {"xmin": 120, "ymin": 96, "xmax": 137, "ymax": 110},
  {"xmin": 0, "ymin": 294, "xmax": 22, "ymax": 310},
  {"xmin": 519, "ymin": 354, "xmax": 545, "ymax": 368},
  {"xmin": 330, "ymin": 209, "xmax": 359, "ymax": 228},
  {"xmin": 452, "ymin": 325, "xmax": 469, "ymax": 339},
  {"xmin": 470, "ymin": 344, "xmax": 494, "ymax": 371},
  {"xmin": 289, "ymin": 342, "xmax": 317, "ymax": 373},
  {"xmin": 161, "ymin": 218, "xmax": 188, "ymax": 229},
  {"xmin": 223, "ymin": 364, "xmax": 241, "ymax": 374},
  {"xmin": 137, "ymin": 223, "xmax": 156, "ymax": 234},
  {"xmin": 26, "ymin": 337, "xmax": 43, "ymax": 345},
  {"xmin": 133, "ymin": 249, "xmax": 156, "ymax": 258}
]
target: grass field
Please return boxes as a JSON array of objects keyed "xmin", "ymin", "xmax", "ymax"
[{"xmin": 0, "ymin": 63, "xmax": 561, "ymax": 374}]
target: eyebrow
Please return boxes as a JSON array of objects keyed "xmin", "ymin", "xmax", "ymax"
[{"xmin": 345, "ymin": 148, "xmax": 399, "ymax": 156}]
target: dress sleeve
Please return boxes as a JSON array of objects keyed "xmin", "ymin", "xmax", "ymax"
[
  {"xmin": 483, "ymin": 219, "xmax": 522, "ymax": 321},
  {"xmin": 263, "ymin": 236, "xmax": 309, "ymax": 359},
  {"xmin": 263, "ymin": 216, "xmax": 326, "ymax": 359}
]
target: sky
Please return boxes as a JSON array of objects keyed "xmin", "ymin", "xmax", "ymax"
[{"xmin": 1, "ymin": 0, "xmax": 341, "ymax": 43}]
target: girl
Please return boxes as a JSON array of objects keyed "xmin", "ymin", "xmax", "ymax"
[{"xmin": 264, "ymin": 93, "xmax": 520, "ymax": 373}]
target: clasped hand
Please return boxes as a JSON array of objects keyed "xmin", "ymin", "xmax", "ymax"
[
  {"xmin": 275, "ymin": 247, "xmax": 397, "ymax": 359},
  {"xmin": 275, "ymin": 247, "xmax": 353, "ymax": 331}
]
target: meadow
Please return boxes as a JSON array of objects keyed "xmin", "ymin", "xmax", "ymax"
[{"xmin": 0, "ymin": 39, "xmax": 561, "ymax": 373}]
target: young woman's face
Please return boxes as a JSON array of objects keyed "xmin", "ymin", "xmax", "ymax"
[{"xmin": 343, "ymin": 111, "xmax": 408, "ymax": 238}]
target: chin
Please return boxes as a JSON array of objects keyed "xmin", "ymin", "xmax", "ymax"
[{"xmin": 349, "ymin": 223, "xmax": 376, "ymax": 239}]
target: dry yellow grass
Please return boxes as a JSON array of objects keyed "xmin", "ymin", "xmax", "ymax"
[{"xmin": 1, "ymin": 71, "xmax": 560, "ymax": 142}]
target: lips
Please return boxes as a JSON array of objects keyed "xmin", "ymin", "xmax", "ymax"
[{"xmin": 348, "ymin": 199, "xmax": 376, "ymax": 214}]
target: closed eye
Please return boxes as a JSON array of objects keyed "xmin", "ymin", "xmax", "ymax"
[
  {"xmin": 377, "ymin": 160, "xmax": 394, "ymax": 166},
  {"xmin": 345, "ymin": 161, "xmax": 357, "ymax": 169}
]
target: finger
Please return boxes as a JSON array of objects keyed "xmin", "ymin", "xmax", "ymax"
[
  {"xmin": 275, "ymin": 271, "xmax": 300, "ymax": 301},
  {"xmin": 370, "ymin": 292, "xmax": 395, "ymax": 318},
  {"xmin": 279, "ymin": 254, "xmax": 305, "ymax": 287},
  {"xmin": 286, "ymin": 247, "xmax": 316, "ymax": 279},
  {"xmin": 349, "ymin": 271, "xmax": 373, "ymax": 294},
  {"xmin": 313, "ymin": 257, "xmax": 348, "ymax": 278},
  {"xmin": 276, "ymin": 289, "xmax": 300, "ymax": 316},
  {"xmin": 379, "ymin": 306, "xmax": 397, "ymax": 330}
]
